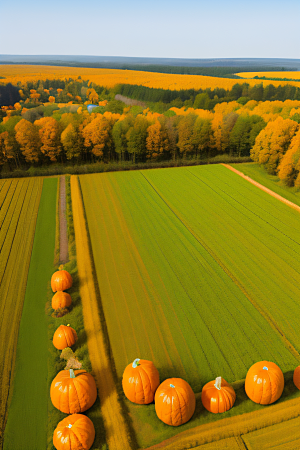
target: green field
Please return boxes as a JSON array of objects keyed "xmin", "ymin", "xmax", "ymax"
[
  {"xmin": 0, "ymin": 178, "xmax": 43, "ymax": 444},
  {"xmin": 78, "ymin": 164, "xmax": 300, "ymax": 393},
  {"xmin": 3, "ymin": 178, "xmax": 57, "ymax": 450},
  {"xmin": 230, "ymin": 163, "xmax": 300, "ymax": 207}
]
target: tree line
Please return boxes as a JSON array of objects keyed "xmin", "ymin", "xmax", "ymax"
[
  {"xmin": 1, "ymin": 78, "xmax": 300, "ymax": 187},
  {"xmin": 114, "ymin": 82, "xmax": 300, "ymax": 110}
]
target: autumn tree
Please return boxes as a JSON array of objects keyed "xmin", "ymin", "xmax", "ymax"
[
  {"xmin": 61, "ymin": 123, "xmax": 81, "ymax": 160},
  {"xmin": 126, "ymin": 115, "xmax": 149, "ymax": 162},
  {"xmin": 146, "ymin": 120, "xmax": 164, "ymax": 159},
  {"xmin": 177, "ymin": 114, "xmax": 197, "ymax": 157},
  {"xmin": 82, "ymin": 115, "xmax": 115, "ymax": 160},
  {"xmin": 15, "ymin": 119, "xmax": 41, "ymax": 163},
  {"xmin": 112, "ymin": 115, "xmax": 134, "ymax": 161},
  {"xmin": 34, "ymin": 117, "xmax": 62, "ymax": 162},
  {"xmin": 251, "ymin": 117, "xmax": 298, "ymax": 174},
  {"xmin": 192, "ymin": 116, "xmax": 214, "ymax": 158},
  {"xmin": 277, "ymin": 128, "xmax": 300, "ymax": 186}
]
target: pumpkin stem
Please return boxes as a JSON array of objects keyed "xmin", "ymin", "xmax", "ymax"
[
  {"xmin": 132, "ymin": 358, "xmax": 140, "ymax": 368},
  {"xmin": 69, "ymin": 368, "xmax": 76, "ymax": 378},
  {"xmin": 214, "ymin": 377, "xmax": 222, "ymax": 390},
  {"xmin": 59, "ymin": 264, "xmax": 64, "ymax": 270},
  {"xmin": 67, "ymin": 324, "xmax": 70, "ymax": 327}
]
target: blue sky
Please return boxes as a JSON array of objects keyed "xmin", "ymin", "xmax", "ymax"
[{"xmin": 1, "ymin": 0, "xmax": 299, "ymax": 58}]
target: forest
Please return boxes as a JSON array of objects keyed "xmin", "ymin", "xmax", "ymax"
[{"xmin": 0, "ymin": 77, "xmax": 300, "ymax": 187}]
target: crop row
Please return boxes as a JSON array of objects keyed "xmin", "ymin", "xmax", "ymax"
[
  {"xmin": 0, "ymin": 177, "xmax": 43, "ymax": 444},
  {"xmin": 142, "ymin": 165, "xmax": 300, "ymax": 355},
  {"xmin": 79, "ymin": 169, "xmax": 298, "ymax": 394}
]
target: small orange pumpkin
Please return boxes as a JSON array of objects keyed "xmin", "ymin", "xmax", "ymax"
[
  {"xmin": 293, "ymin": 366, "xmax": 300, "ymax": 390},
  {"xmin": 155, "ymin": 378, "xmax": 195, "ymax": 426},
  {"xmin": 201, "ymin": 376, "xmax": 236, "ymax": 413},
  {"xmin": 52, "ymin": 291, "xmax": 72, "ymax": 310},
  {"xmin": 51, "ymin": 265, "xmax": 73, "ymax": 292},
  {"xmin": 50, "ymin": 369, "xmax": 97, "ymax": 414},
  {"xmin": 122, "ymin": 358, "xmax": 160, "ymax": 404},
  {"xmin": 245, "ymin": 361, "xmax": 284, "ymax": 405},
  {"xmin": 53, "ymin": 324, "xmax": 78, "ymax": 350},
  {"xmin": 53, "ymin": 414, "xmax": 95, "ymax": 450}
]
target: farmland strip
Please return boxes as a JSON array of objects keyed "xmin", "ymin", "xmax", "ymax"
[
  {"xmin": 141, "ymin": 171, "xmax": 300, "ymax": 363},
  {"xmin": 144, "ymin": 397, "xmax": 300, "ymax": 450},
  {"xmin": 3, "ymin": 178, "xmax": 57, "ymax": 450},
  {"xmin": 0, "ymin": 178, "xmax": 43, "ymax": 448},
  {"xmin": 222, "ymin": 163, "xmax": 300, "ymax": 213},
  {"xmin": 71, "ymin": 175, "xmax": 132, "ymax": 450}
]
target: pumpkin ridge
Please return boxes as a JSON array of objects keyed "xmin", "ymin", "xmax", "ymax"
[
  {"xmin": 222, "ymin": 387, "xmax": 233, "ymax": 410},
  {"xmin": 137, "ymin": 370, "xmax": 146, "ymax": 404},
  {"xmin": 71, "ymin": 424, "xmax": 85, "ymax": 449},
  {"xmin": 174, "ymin": 387, "xmax": 184, "ymax": 426},
  {"xmin": 72, "ymin": 377, "xmax": 83, "ymax": 412},
  {"xmin": 62, "ymin": 327, "xmax": 70, "ymax": 348},
  {"xmin": 139, "ymin": 365, "xmax": 151, "ymax": 402}
]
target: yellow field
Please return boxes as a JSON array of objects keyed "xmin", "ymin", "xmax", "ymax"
[
  {"xmin": 145, "ymin": 397, "xmax": 300, "ymax": 450},
  {"xmin": 237, "ymin": 71, "xmax": 300, "ymax": 80},
  {"xmin": 1, "ymin": 64, "xmax": 300, "ymax": 91},
  {"xmin": 71, "ymin": 175, "xmax": 132, "ymax": 450}
]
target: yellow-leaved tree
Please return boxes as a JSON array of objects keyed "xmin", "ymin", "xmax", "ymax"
[
  {"xmin": 34, "ymin": 117, "xmax": 61, "ymax": 162},
  {"xmin": 15, "ymin": 119, "xmax": 41, "ymax": 162},
  {"xmin": 277, "ymin": 128, "xmax": 300, "ymax": 187},
  {"xmin": 251, "ymin": 116, "xmax": 298, "ymax": 174}
]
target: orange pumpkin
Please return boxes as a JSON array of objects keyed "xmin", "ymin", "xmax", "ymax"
[
  {"xmin": 201, "ymin": 376, "xmax": 236, "ymax": 413},
  {"xmin": 51, "ymin": 265, "xmax": 73, "ymax": 292},
  {"xmin": 52, "ymin": 291, "xmax": 72, "ymax": 310},
  {"xmin": 293, "ymin": 366, "xmax": 300, "ymax": 390},
  {"xmin": 155, "ymin": 378, "xmax": 195, "ymax": 426},
  {"xmin": 53, "ymin": 414, "xmax": 95, "ymax": 450},
  {"xmin": 53, "ymin": 324, "xmax": 77, "ymax": 350},
  {"xmin": 50, "ymin": 369, "xmax": 97, "ymax": 414},
  {"xmin": 122, "ymin": 358, "xmax": 160, "ymax": 404},
  {"xmin": 245, "ymin": 361, "xmax": 284, "ymax": 405}
]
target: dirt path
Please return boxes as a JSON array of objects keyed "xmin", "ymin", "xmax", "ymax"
[
  {"xmin": 59, "ymin": 176, "xmax": 69, "ymax": 263},
  {"xmin": 71, "ymin": 176, "xmax": 132, "ymax": 450},
  {"xmin": 222, "ymin": 164, "xmax": 300, "ymax": 213}
]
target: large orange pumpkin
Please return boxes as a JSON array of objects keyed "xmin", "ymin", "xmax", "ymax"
[
  {"xmin": 293, "ymin": 366, "xmax": 300, "ymax": 390},
  {"xmin": 53, "ymin": 324, "xmax": 77, "ymax": 350},
  {"xmin": 201, "ymin": 376, "xmax": 236, "ymax": 413},
  {"xmin": 50, "ymin": 369, "xmax": 97, "ymax": 414},
  {"xmin": 245, "ymin": 361, "xmax": 284, "ymax": 405},
  {"xmin": 53, "ymin": 414, "xmax": 95, "ymax": 450},
  {"xmin": 52, "ymin": 291, "xmax": 72, "ymax": 310},
  {"xmin": 155, "ymin": 378, "xmax": 195, "ymax": 426},
  {"xmin": 122, "ymin": 358, "xmax": 160, "ymax": 404},
  {"xmin": 51, "ymin": 265, "xmax": 73, "ymax": 292}
]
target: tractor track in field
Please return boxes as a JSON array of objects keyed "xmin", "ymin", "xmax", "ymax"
[{"xmin": 222, "ymin": 164, "xmax": 300, "ymax": 213}]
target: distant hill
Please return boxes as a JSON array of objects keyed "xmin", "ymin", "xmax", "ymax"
[{"xmin": 0, "ymin": 55, "xmax": 300, "ymax": 70}]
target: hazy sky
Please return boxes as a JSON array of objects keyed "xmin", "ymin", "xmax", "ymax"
[{"xmin": 1, "ymin": 0, "xmax": 299, "ymax": 59}]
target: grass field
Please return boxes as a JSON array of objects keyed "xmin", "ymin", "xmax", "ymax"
[
  {"xmin": 0, "ymin": 177, "xmax": 43, "ymax": 446},
  {"xmin": 230, "ymin": 163, "xmax": 300, "ymax": 208},
  {"xmin": 78, "ymin": 166, "xmax": 299, "ymax": 394},
  {"xmin": 3, "ymin": 178, "xmax": 57, "ymax": 450}
]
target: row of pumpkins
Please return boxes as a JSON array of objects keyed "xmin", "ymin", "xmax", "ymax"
[
  {"xmin": 122, "ymin": 358, "xmax": 300, "ymax": 427},
  {"xmin": 50, "ymin": 266, "xmax": 97, "ymax": 450},
  {"xmin": 50, "ymin": 267, "xmax": 300, "ymax": 448}
]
